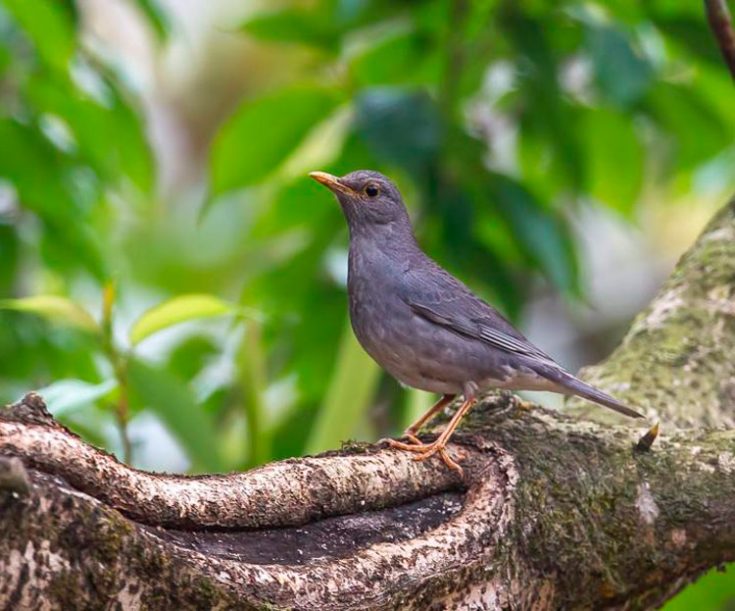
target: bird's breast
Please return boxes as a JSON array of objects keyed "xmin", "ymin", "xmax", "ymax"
[{"xmin": 346, "ymin": 248, "xmax": 466, "ymax": 394}]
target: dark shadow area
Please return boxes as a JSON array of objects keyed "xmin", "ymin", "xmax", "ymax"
[{"xmin": 146, "ymin": 491, "xmax": 465, "ymax": 565}]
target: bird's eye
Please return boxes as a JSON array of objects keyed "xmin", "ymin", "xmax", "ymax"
[{"xmin": 365, "ymin": 184, "xmax": 379, "ymax": 198}]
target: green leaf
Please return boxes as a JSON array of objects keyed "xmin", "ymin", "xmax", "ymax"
[
  {"xmin": 128, "ymin": 358, "xmax": 223, "ymax": 472},
  {"xmin": 507, "ymin": 13, "xmax": 585, "ymax": 192},
  {"xmin": 483, "ymin": 174, "xmax": 579, "ymax": 296},
  {"xmin": 240, "ymin": 8, "xmax": 339, "ymax": 52},
  {"xmin": 27, "ymin": 74, "xmax": 155, "ymax": 192},
  {"xmin": 130, "ymin": 294, "xmax": 235, "ymax": 346},
  {"xmin": 663, "ymin": 563, "xmax": 735, "ymax": 610},
  {"xmin": 2, "ymin": 0, "xmax": 75, "ymax": 72},
  {"xmin": 0, "ymin": 223, "xmax": 20, "ymax": 295},
  {"xmin": 305, "ymin": 320, "xmax": 381, "ymax": 454},
  {"xmin": 0, "ymin": 119, "xmax": 108, "ymax": 277},
  {"xmin": 354, "ymin": 88, "xmax": 442, "ymax": 180},
  {"xmin": 210, "ymin": 86, "xmax": 339, "ymax": 196},
  {"xmin": 646, "ymin": 83, "xmax": 730, "ymax": 170},
  {"xmin": 0, "ymin": 296, "xmax": 99, "ymax": 333},
  {"xmin": 581, "ymin": 107, "xmax": 644, "ymax": 216},
  {"xmin": 585, "ymin": 24, "xmax": 652, "ymax": 108},
  {"xmin": 37, "ymin": 378, "xmax": 118, "ymax": 416},
  {"xmin": 134, "ymin": 0, "xmax": 169, "ymax": 42},
  {"xmin": 349, "ymin": 32, "xmax": 441, "ymax": 87},
  {"xmin": 656, "ymin": 17, "xmax": 725, "ymax": 66}
]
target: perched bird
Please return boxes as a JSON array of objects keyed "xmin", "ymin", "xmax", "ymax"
[{"xmin": 310, "ymin": 169, "xmax": 644, "ymax": 473}]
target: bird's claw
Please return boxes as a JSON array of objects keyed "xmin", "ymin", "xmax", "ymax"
[
  {"xmin": 387, "ymin": 437, "xmax": 464, "ymax": 476},
  {"xmin": 386, "ymin": 437, "xmax": 429, "ymax": 452}
]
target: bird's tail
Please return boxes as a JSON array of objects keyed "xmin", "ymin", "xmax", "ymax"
[{"xmin": 535, "ymin": 365, "xmax": 644, "ymax": 419}]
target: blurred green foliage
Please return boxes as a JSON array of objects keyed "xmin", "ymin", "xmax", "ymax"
[{"xmin": 0, "ymin": 0, "xmax": 734, "ymax": 605}]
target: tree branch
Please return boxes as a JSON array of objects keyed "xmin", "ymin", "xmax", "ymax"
[
  {"xmin": 705, "ymin": 0, "xmax": 735, "ymax": 81},
  {"xmin": 1, "ymin": 198, "xmax": 734, "ymax": 609}
]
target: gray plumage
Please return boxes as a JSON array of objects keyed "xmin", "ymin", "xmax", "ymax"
[{"xmin": 311, "ymin": 169, "xmax": 643, "ymax": 420}]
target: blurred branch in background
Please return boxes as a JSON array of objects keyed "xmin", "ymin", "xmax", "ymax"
[{"xmin": 705, "ymin": 0, "xmax": 735, "ymax": 79}]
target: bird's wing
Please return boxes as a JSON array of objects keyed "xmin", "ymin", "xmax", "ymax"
[
  {"xmin": 401, "ymin": 259, "xmax": 556, "ymax": 364},
  {"xmin": 408, "ymin": 300, "xmax": 555, "ymax": 363}
]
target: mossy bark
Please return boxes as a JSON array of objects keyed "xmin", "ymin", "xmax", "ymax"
[{"xmin": 1, "ymin": 199, "xmax": 734, "ymax": 610}]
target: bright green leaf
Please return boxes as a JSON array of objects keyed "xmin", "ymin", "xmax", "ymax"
[
  {"xmin": 582, "ymin": 107, "xmax": 644, "ymax": 216},
  {"xmin": 0, "ymin": 296, "xmax": 99, "ymax": 333},
  {"xmin": 663, "ymin": 563, "xmax": 735, "ymax": 611},
  {"xmin": 240, "ymin": 9, "xmax": 339, "ymax": 51},
  {"xmin": 647, "ymin": 83, "xmax": 730, "ymax": 170},
  {"xmin": 350, "ymin": 32, "xmax": 440, "ymax": 87},
  {"xmin": 2, "ymin": 0, "xmax": 75, "ymax": 72},
  {"xmin": 128, "ymin": 358, "xmax": 223, "ymax": 472},
  {"xmin": 209, "ymin": 86, "xmax": 339, "ymax": 195},
  {"xmin": 130, "ymin": 294, "xmax": 235, "ymax": 346}
]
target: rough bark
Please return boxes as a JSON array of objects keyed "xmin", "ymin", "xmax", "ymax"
[{"xmin": 1, "ymin": 198, "xmax": 734, "ymax": 610}]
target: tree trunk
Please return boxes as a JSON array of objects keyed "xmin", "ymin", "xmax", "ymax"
[{"xmin": 1, "ymin": 199, "xmax": 735, "ymax": 610}]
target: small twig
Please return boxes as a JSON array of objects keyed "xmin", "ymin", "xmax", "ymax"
[{"xmin": 705, "ymin": 0, "xmax": 735, "ymax": 81}]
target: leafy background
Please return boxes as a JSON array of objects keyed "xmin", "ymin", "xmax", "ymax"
[{"xmin": 0, "ymin": 0, "xmax": 734, "ymax": 606}]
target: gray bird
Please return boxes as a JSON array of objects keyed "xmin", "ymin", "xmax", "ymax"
[{"xmin": 310, "ymin": 169, "xmax": 644, "ymax": 473}]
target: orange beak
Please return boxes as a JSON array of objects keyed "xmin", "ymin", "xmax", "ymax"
[{"xmin": 309, "ymin": 171, "xmax": 355, "ymax": 196}]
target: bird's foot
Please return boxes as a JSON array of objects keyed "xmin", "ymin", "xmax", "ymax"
[
  {"xmin": 517, "ymin": 399, "xmax": 535, "ymax": 411},
  {"xmin": 387, "ymin": 437, "xmax": 463, "ymax": 476},
  {"xmin": 386, "ymin": 436, "xmax": 426, "ymax": 452}
]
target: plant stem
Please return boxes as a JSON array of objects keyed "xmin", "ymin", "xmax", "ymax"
[
  {"xmin": 237, "ymin": 320, "xmax": 270, "ymax": 467},
  {"xmin": 101, "ymin": 281, "xmax": 132, "ymax": 464},
  {"xmin": 113, "ymin": 362, "xmax": 132, "ymax": 464}
]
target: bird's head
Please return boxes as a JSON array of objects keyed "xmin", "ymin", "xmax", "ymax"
[{"xmin": 309, "ymin": 170, "xmax": 411, "ymax": 234}]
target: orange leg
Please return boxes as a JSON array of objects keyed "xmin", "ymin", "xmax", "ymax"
[
  {"xmin": 388, "ymin": 394, "xmax": 476, "ymax": 475},
  {"xmin": 397, "ymin": 393, "xmax": 456, "ymax": 444}
]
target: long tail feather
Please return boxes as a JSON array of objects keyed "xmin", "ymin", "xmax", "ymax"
[{"xmin": 536, "ymin": 366, "xmax": 644, "ymax": 419}]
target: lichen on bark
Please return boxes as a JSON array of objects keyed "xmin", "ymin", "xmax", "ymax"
[{"xmin": 570, "ymin": 198, "xmax": 735, "ymax": 429}]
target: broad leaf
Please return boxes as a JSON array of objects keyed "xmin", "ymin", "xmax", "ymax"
[
  {"xmin": 0, "ymin": 296, "xmax": 99, "ymax": 333},
  {"xmin": 483, "ymin": 174, "xmax": 579, "ymax": 296},
  {"xmin": 210, "ymin": 86, "xmax": 339, "ymax": 195},
  {"xmin": 354, "ymin": 88, "xmax": 442, "ymax": 180},
  {"xmin": 240, "ymin": 8, "xmax": 339, "ymax": 52},
  {"xmin": 130, "ymin": 294, "xmax": 235, "ymax": 346},
  {"xmin": 585, "ymin": 24, "xmax": 652, "ymax": 108},
  {"xmin": 2, "ymin": 0, "xmax": 75, "ymax": 72},
  {"xmin": 646, "ymin": 83, "xmax": 730, "ymax": 170},
  {"xmin": 582, "ymin": 107, "xmax": 644, "ymax": 216}
]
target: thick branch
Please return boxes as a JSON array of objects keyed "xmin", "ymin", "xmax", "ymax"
[
  {"xmin": 571, "ymin": 198, "xmax": 735, "ymax": 428},
  {"xmin": 1, "ymin": 198, "xmax": 735, "ymax": 609}
]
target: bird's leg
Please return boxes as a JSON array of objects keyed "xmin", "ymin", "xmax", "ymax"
[
  {"xmin": 414, "ymin": 395, "xmax": 477, "ymax": 475},
  {"xmin": 389, "ymin": 393, "xmax": 456, "ymax": 447},
  {"xmin": 388, "ymin": 393, "xmax": 477, "ymax": 475}
]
